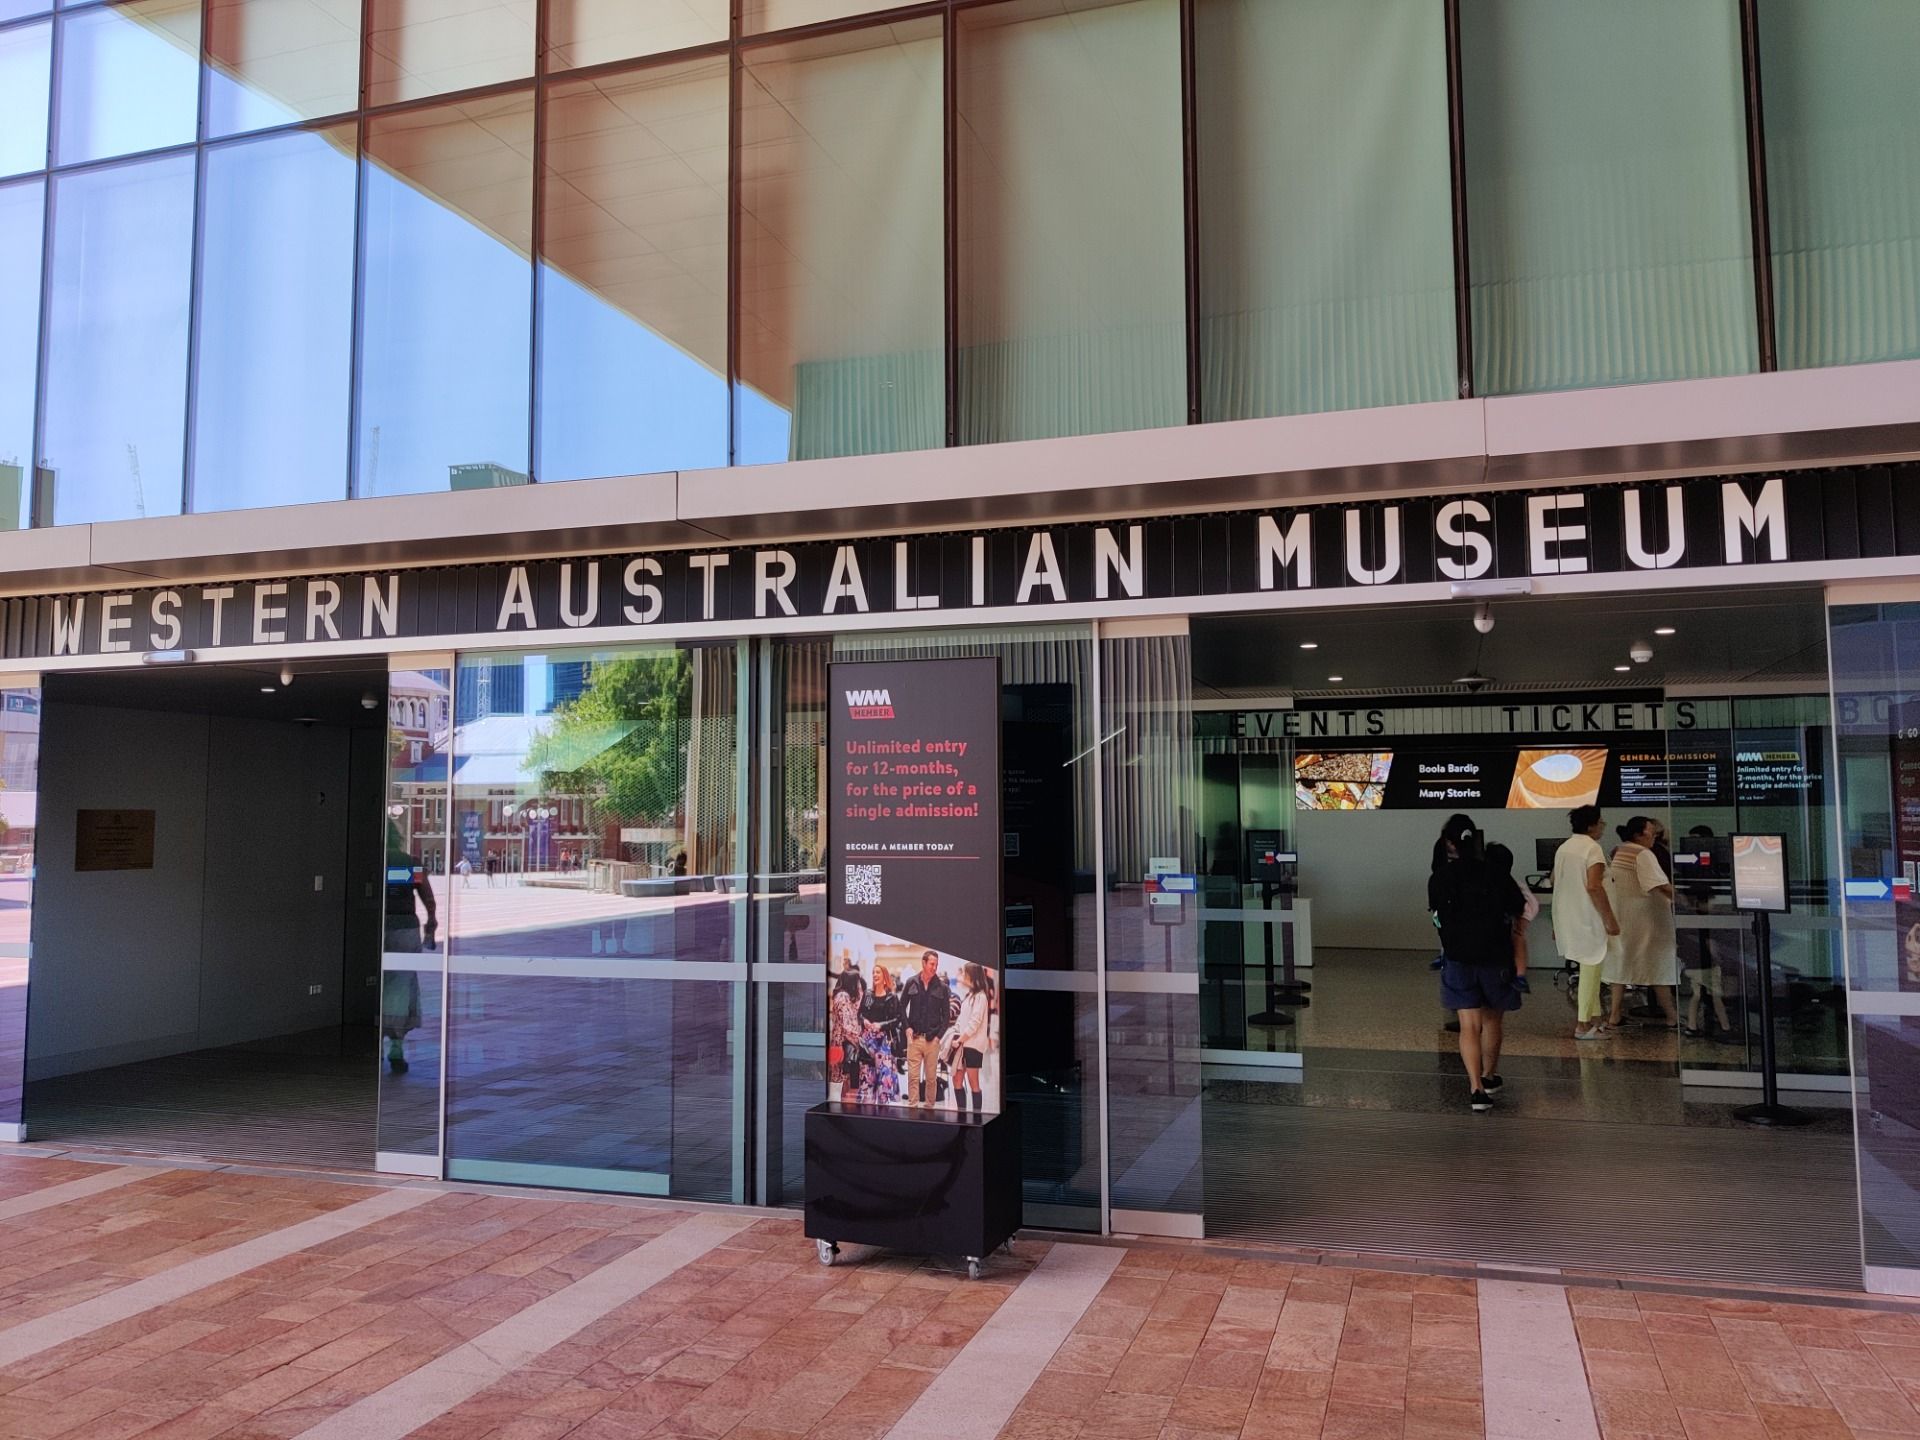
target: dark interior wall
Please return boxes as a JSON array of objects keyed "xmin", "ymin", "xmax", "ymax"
[{"xmin": 28, "ymin": 700, "xmax": 365, "ymax": 1078}]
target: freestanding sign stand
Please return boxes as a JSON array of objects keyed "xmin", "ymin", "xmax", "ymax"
[
  {"xmin": 804, "ymin": 656, "xmax": 1021, "ymax": 1278},
  {"xmin": 1729, "ymin": 834, "xmax": 1813, "ymax": 1128}
]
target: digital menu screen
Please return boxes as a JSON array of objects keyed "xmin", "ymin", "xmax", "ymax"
[
  {"xmin": 1616, "ymin": 746, "xmax": 1727, "ymax": 806},
  {"xmin": 1731, "ymin": 833, "xmax": 1789, "ymax": 912},
  {"xmin": 1382, "ymin": 749, "xmax": 1517, "ymax": 809},
  {"xmin": 1506, "ymin": 749, "xmax": 1608, "ymax": 810},
  {"xmin": 1735, "ymin": 735, "xmax": 1822, "ymax": 806},
  {"xmin": 1296, "ymin": 746, "xmax": 1612, "ymax": 811},
  {"xmin": 1294, "ymin": 751, "xmax": 1392, "ymax": 810}
]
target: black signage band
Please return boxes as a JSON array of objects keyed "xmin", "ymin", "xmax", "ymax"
[{"xmin": 5, "ymin": 466, "xmax": 1909, "ymax": 661}]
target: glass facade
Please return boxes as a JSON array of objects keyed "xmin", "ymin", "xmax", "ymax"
[
  {"xmin": 55, "ymin": 0, "xmax": 201, "ymax": 166},
  {"xmin": 357, "ymin": 92, "xmax": 534, "ymax": 498},
  {"xmin": 0, "ymin": 21, "xmax": 50, "ymax": 179},
  {"xmin": 1195, "ymin": 0, "xmax": 1454, "ymax": 419},
  {"xmin": 353, "ymin": 620, "xmax": 1203, "ymax": 1231},
  {"xmin": 1461, "ymin": 0, "xmax": 1757, "ymax": 394},
  {"xmin": 41, "ymin": 154, "xmax": 195, "ymax": 525},
  {"xmin": 737, "ymin": 22, "xmax": 943, "ymax": 463},
  {"xmin": 0, "ymin": 685, "xmax": 39, "ymax": 1137},
  {"xmin": 0, "ymin": 181, "xmax": 40, "ymax": 532},
  {"xmin": 537, "ymin": 58, "xmax": 728, "ymax": 482},
  {"xmin": 1831, "ymin": 601, "xmax": 1920, "ymax": 1279},
  {"xmin": 0, "ymin": 0, "xmax": 1916, "ymax": 520},
  {"xmin": 956, "ymin": 0, "xmax": 1185, "ymax": 445},
  {"xmin": 1758, "ymin": 0, "xmax": 1920, "ymax": 370},
  {"xmin": 192, "ymin": 125, "xmax": 356, "ymax": 512},
  {"xmin": 443, "ymin": 644, "xmax": 746, "ymax": 1199}
]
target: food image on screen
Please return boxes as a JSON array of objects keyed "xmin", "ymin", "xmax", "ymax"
[
  {"xmin": 1506, "ymin": 748, "xmax": 1607, "ymax": 810},
  {"xmin": 1295, "ymin": 751, "xmax": 1393, "ymax": 811}
]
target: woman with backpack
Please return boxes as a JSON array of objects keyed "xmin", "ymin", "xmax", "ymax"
[{"xmin": 1429, "ymin": 823, "xmax": 1526, "ymax": 1113}]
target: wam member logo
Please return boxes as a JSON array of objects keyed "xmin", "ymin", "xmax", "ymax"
[{"xmin": 845, "ymin": 688, "xmax": 894, "ymax": 719}]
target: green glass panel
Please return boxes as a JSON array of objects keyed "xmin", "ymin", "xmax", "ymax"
[
  {"xmin": 1196, "ymin": 0, "xmax": 1455, "ymax": 419},
  {"xmin": 956, "ymin": 0, "xmax": 1184, "ymax": 445},
  {"xmin": 1759, "ymin": 0, "xmax": 1920, "ymax": 369},
  {"xmin": 1462, "ymin": 0, "xmax": 1758, "ymax": 394}
]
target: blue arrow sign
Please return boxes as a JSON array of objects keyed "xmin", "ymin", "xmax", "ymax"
[{"xmin": 1845, "ymin": 878, "xmax": 1892, "ymax": 900}]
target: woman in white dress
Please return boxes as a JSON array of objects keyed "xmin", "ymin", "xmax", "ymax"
[{"xmin": 1605, "ymin": 816, "xmax": 1680, "ymax": 1029}]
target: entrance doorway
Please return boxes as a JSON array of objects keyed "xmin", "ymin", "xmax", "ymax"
[
  {"xmin": 1192, "ymin": 584, "xmax": 1858, "ymax": 1287},
  {"xmin": 24, "ymin": 658, "xmax": 390, "ymax": 1169}
]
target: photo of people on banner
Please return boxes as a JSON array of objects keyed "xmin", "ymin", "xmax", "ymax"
[{"xmin": 826, "ymin": 918, "xmax": 1001, "ymax": 1114}]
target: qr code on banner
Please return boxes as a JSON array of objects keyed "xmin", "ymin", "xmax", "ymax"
[{"xmin": 844, "ymin": 864, "xmax": 882, "ymax": 906}]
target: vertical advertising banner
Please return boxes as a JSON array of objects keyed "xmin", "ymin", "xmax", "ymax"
[{"xmin": 827, "ymin": 657, "xmax": 1002, "ymax": 1115}]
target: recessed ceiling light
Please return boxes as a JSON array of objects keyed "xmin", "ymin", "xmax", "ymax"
[
  {"xmin": 1654, "ymin": 626, "xmax": 1676, "ymax": 636},
  {"xmin": 1299, "ymin": 641, "xmax": 1318, "ymax": 650},
  {"xmin": 1327, "ymin": 675, "xmax": 1344, "ymax": 684},
  {"xmin": 1613, "ymin": 665, "xmax": 1631, "ymax": 673},
  {"xmin": 260, "ymin": 686, "xmax": 276, "ymax": 693}
]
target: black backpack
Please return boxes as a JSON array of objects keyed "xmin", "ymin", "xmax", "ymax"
[{"xmin": 1431, "ymin": 859, "xmax": 1515, "ymax": 967}]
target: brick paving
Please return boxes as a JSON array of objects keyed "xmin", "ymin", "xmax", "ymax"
[{"xmin": 0, "ymin": 1152, "xmax": 1911, "ymax": 1438}]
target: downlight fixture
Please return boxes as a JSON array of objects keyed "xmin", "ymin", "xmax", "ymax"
[
  {"xmin": 1654, "ymin": 626, "xmax": 1676, "ymax": 636},
  {"xmin": 1472, "ymin": 603, "xmax": 1495, "ymax": 635},
  {"xmin": 279, "ymin": 664, "xmax": 295, "ymax": 687}
]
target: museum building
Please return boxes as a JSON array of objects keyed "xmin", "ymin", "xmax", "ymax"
[{"xmin": 1, "ymin": 0, "xmax": 1920, "ymax": 1292}]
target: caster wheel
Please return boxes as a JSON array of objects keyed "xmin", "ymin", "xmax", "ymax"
[
  {"xmin": 966, "ymin": 1257, "xmax": 982, "ymax": 1281},
  {"xmin": 816, "ymin": 1240, "xmax": 839, "ymax": 1267}
]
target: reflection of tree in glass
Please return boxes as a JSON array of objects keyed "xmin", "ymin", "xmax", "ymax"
[{"xmin": 526, "ymin": 652, "xmax": 692, "ymax": 830}]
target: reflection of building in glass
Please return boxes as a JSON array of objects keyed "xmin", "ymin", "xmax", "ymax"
[
  {"xmin": 387, "ymin": 670, "xmax": 452, "ymax": 870},
  {"xmin": 449, "ymin": 462, "xmax": 530, "ymax": 491},
  {"xmin": 454, "ymin": 660, "xmax": 524, "ymax": 723},
  {"xmin": 548, "ymin": 660, "xmax": 589, "ymax": 711}
]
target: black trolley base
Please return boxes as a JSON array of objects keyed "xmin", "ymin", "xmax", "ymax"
[{"xmin": 804, "ymin": 1101, "xmax": 1022, "ymax": 1280}]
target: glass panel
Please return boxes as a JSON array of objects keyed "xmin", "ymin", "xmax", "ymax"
[
  {"xmin": 751, "ymin": 637, "xmax": 826, "ymax": 1206},
  {"xmin": 537, "ymin": 59, "xmax": 727, "ymax": 483},
  {"xmin": 0, "ymin": 22, "xmax": 51, "ymax": 179},
  {"xmin": 737, "ymin": 21, "xmax": 943, "ymax": 464},
  {"xmin": 955, "ymin": 0, "xmax": 1184, "ymax": 445},
  {"xmin": 0, "ymin": 1, "xmax": 52, "ymax": 25},
  {"xmin": 1830, "ymin": 598, "xmax": 1920, "ymax": 1280},
  {"xmin": 358, "ymin": 90, "xmax": 533, "ymax": 498},
  {"xmin": 1101, "ymin": 630, "xmax": 1203, "ymax": 1219},
  {"xmin": 743, "ymin": 0, "xmax": 890, "ymax": 39},
  {"xmin": 205, "ymin": 0, "xmax": 360, "ymax": 137},
  {"xmin": 1461, "ymin": 0, "xmax": 1757, "ymax": 394},
  {"xmin": 192, "ymin": 126, "xmax": 355, "ymax": 513},
  {"xmin": 42, "ymin": 154, "xmax": 193, "ymax": 525},
  {"xmin": 55, "ymin": 0, "xmax": 201, "ymax": 166},
  {"xmin": 380, "ymin": 664, "xmax": 451, "ymax": 1162},
  {"xmin": 1656, "ymin": 693, "xmax": 1842, "ymax": 1079},
  {"xmin": 365, "ymin": 0, "xmax": 532, "ymax": 106},
  {"xmin": 446, "ymin": 644, "xmax": 747, "ymax": 1200},
  {"xmin": 1758, "ymin": 0, "xmax": 1920, "ymax": 369},
  {"xmin": 0, "ymin": 685, "xmax": 39, "ymax": 1133},
  {"xmin": 1195, "ymin": 0, "xmax": 1453, "ymax": 419},
  {"xmin": 0, "ymin": 180, "xmax": 40, "ymax": 533},
  {"xmin": 545, "ymin": 0, "xmax": 722, "ymax": 72},
  {"xmin": 819, "ymin": 626, "xmax": 1101, "ymax": 1229}
]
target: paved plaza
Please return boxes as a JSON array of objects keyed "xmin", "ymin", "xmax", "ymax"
[{"xmin": 0, "ymin": 1150, "xmax": 1909, "ymax": 1439}]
